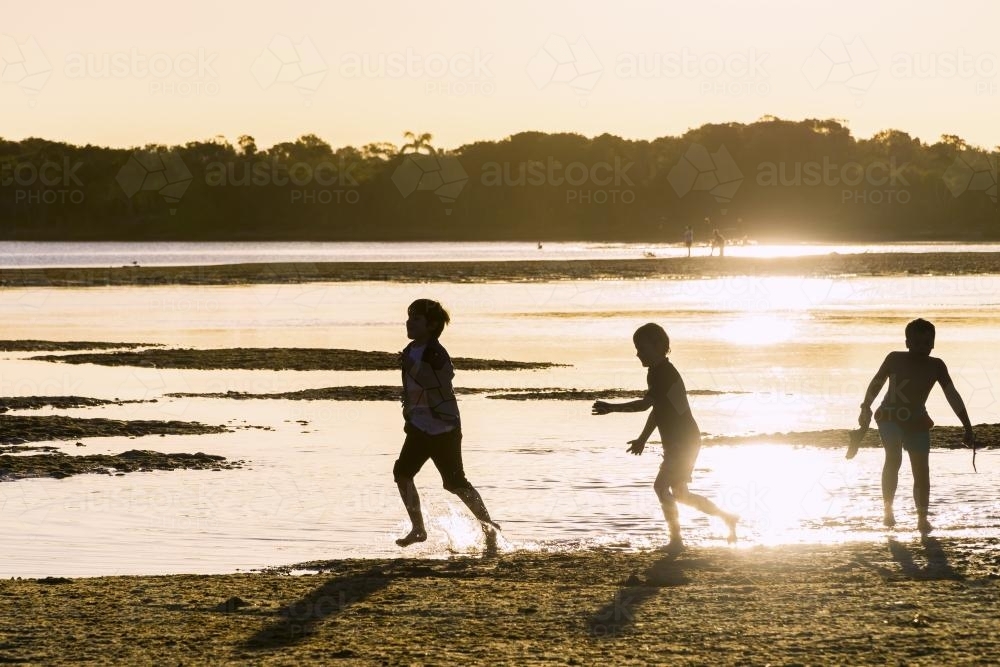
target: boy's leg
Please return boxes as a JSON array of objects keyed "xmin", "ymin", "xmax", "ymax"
[
  {"xmin": 653, "ymin": 464, "xmax": 682, "ymax": 546},
  {"xmin": 878, "ymin": 422, "xmax": 904, "ymax": 527},
  {"xmin": 395, "ymin": 479, "xmax": 427, "ymax": 546},
  {"xmin": 430, "ymin": 430, "xmax": 500, "ymax": 532},
  {"xmin": 905, "ymin": 434, "xmax": 932, "ymax": 534},
  {"xmin": 393, "ymin": 430, "xmax": 432, "ymax": 546},
  {"xmin": 672, "ymin": 481, "xmax": 738, "ymax": 543}
]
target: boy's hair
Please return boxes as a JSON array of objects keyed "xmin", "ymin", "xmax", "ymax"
[
  {"xmin": 408, "ymin": 299, "xmax": 450, "ymax": 338},
  {"xmin": 633, "ymin": 323, "xmax": 671, "ymax": 355},
  {"xmin": 905, "ymin": 318, "xmax": 935, "ymax": 340}
]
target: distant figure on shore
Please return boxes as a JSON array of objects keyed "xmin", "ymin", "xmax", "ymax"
[
  {"xmin": 537, "ymin": 241, "xmax": 543, "ymax": 250},
  {"xmin": 683, "ymin": 226, "xmax": 694, "ymax": 257},
  {"xmin": 592, "ymin": 323, "xmax": 738, "ymax": 553},
  {"xmin": 855, "ymin": 318, "xmax": 977, "ymax": 534},
  {"xmin": 393, "ymin": 299, "xmax": 500, "ymax": 552},
  {"xmin": 710, "ymin": 229, "xmax": 726, "ymax": 257}
]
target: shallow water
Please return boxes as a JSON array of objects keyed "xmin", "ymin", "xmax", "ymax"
[{"xmin": 1, "ymin": 272, "xmax": 999, "ymax": 576}]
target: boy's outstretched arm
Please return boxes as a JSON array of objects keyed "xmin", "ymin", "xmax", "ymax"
[
  {"xmin": 592, "ymin": 396, "xmax": 653, "ymax": 415},
  {"xmin": 627, "ymin": 411, "xmax": 657, "ymax": 455}
]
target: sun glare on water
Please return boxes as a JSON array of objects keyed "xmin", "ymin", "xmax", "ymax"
[
  {"xmin": 708, "ymin": 445, "xmax": 868, "ymax": 546},
  {"xmin": 717, "ymin": 315, "xmax": 797, "ymax": 345}
]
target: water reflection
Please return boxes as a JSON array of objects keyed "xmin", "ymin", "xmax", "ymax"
[{"xmin": 0, "ymin": 275, "xmax": 997, "ymax": 576}]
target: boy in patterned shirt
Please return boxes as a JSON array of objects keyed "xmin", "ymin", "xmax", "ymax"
[{"xmin": 393, "ymin": 299, "xmax": 499, "ymax": 551}]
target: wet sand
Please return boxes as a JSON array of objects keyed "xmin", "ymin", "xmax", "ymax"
[
  {"xmin": 0, "ymin": 414, "xmax": 228, "ymax": 446},
  {"xmin": 3, "ymin": 251, "xmax": 1000, "ymax": 287},
  {"xmin": 0, "ymin": 449, "xmax": 240, "ymax": 480},
  {"xmin": 0, "ymin": 539, "xmax": 996, "ymax": 664},
  {"xmin": 0, "ymin": 414, "xmax": 237, "ymax": 480},
  {"xmin": 164, "ymin": 387, "xmax": 651, "ymax": 401},
  {"xmin": 0, "ymin": 340, "xmax": 156, "ymax": 351},
  {"xmin": 31, "ymin": 348, "xmax": 561, "ymax": 371},
  {"xmin": 0, "ymin": 396, "xmax": 148, "ymax": 411},
  {"xmin": 705, "ymin": 423, "xmax": 1000, "ymax": 452}
]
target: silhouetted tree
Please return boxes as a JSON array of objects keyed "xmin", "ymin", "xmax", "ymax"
[{"xmin": 0, "ymin": 120, "xmax": 995, "ymax": 242}]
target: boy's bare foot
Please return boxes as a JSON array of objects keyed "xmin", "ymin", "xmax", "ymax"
[
  {"xmin": 483, "ymin": 526, "xmax": 498, "ymax": 556},
  {"xmin": 395, "ymin": 528, "xmax": 427, "ymax": 547},
  {"xmin": 883, "ymin": 509, "xmax": 896, "ymax": 528},
  {"xmin": 480, "ymin": 520, "xmax": 501, "ymax": 556},
  {"xmin": 724, "ymin": 513, "xmax": 739, "ymax": 544},
  {"xmin": 917, "ymin": 517, "xmax": 933, "ymax": 535},
  {"xmin": 664, "ymin": 537, "xmax": 684, "ymax": 555}
]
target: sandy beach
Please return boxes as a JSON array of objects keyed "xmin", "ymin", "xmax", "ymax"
[{"xmin": 0, "ymin": 539, "xmax": 997, "ymax": 664}]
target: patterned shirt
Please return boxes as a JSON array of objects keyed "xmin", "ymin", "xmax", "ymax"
[{"xmin": 401, "ymin": 338, "xmax": 461, "ymax": 435}]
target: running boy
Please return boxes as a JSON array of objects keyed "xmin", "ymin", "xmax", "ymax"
[
  {"xmin": 592, "ymin": 323, "xmax": 737, "ymax": 553},
  {"xmin": 393, "ymin": 299, "xmax": 499, "ymax": 550},
  {"xmin": 857, "ymin": 318, "xmax": 977, "ymax": 534}
]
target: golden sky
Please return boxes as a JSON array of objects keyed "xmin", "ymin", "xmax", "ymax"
[{"xmin": 3, "ymin": 0, "xmax": 998, "ymax": 150}]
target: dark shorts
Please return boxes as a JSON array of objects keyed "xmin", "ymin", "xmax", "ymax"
[
  {"xmin": 877, "ymin": 420, "xmax": 931, "ymax": 454},
  {"xmin": 875, "ymin": 406, "xmax": 932, "ymax": 454},
  {"xmin": 657, "ymin": 442, "xmax": 701, "ymax": 486},
  {"xmin": 392, "ymin": 425, "xmax": 471, "ymax": 491}
]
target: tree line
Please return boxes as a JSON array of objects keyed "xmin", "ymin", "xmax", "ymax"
[{"xmin": 0, "ymin": 118, "xmax": 996, "ymax": 241}]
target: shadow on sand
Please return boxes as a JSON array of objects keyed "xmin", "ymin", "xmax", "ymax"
[
  {"xmin": 588, "ymin": 551, "xmax": 700, "ymax": 638},
  {"xmin": 886, "ymin": 536, "xmax": 964, "ymax": 581},
  {"xmin": 244, "ymin": 567, "xmax": 393, "ymax": 650}
]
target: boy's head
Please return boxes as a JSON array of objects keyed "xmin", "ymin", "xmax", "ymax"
[
  {"xmin": 633, "ymin": 323, "xmax": 670, "ymax": 367},
  {"xmin": 407, "ymin": 299, "xmax": 450, "ymax": 341},
  {"xmin": 904, "ymin": 318, "xmax": 935, "ymax": 356}
]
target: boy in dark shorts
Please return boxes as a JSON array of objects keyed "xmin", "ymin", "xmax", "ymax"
[
  {"xmin": 393, "ymin": 299, "xmax": 499, "ymax": 551},
  {"xmin": 856, "ymin": 318, "xmax": 977, "ymax": 534},
  {"xmin": 592, "ymin": 323, "xmax": 737, "ymax": 553}
]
